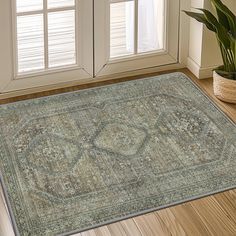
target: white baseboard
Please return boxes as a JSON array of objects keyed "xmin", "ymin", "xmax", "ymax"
[{"xmin": 187, "ymin": 57, "xmax": 217, "ymax": 79}]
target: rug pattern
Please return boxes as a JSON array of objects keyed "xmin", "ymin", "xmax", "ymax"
[{"xmin": 0, "ymin": 73, "xmax": 235, "ymax": 236}]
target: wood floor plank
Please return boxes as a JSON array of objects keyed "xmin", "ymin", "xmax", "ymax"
[
  {"xmin": 81, "ymin": 226, "xmax": 111, "ymax": 236},
  {"xmin": 107, "ymin": 222, "xmax": 128, "ymax": 236},
  {"xmin": 134, "ymin": 213, "xmax": 172, "ymax": 236},
  {"xmin": 213, "ymin": 192, "xmax": 236, "ymax": 224},
  {"xmin": 156, "ymin": 208, "xmax": 187, "ymax": 236},
  {"xmin": 169, "ymin": 203, "xmax": 213, "ymax": 236},
  {"xmin": 120, "ymin": 219, "xmax": 143, "ymax": 236},
  {"xmin": 0, "ymin": 189, "xmax": 15, "ymax": 236},
  {"xmin": 225, "ymin": 190, "xmax": 236, "ymax": 208},
  {"xmin": 190, "ymin": 196, "xmax": 236, "ymax": 236}
]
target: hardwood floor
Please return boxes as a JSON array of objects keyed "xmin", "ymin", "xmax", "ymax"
[{"xmin": 0, "ymin": 69, "xmax": 235, "ymax": 236}]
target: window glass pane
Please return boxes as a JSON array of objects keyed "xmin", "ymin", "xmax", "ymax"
[
  {"xmin": 138, "ymin": 0, "xmax": 164, "ymax": 53},
  {"xmin": 16, "ymin": 0, "xmax": 43, "ymax": 13},
  {"xmin": 48, "ymin": 0, "xmax": 75, "ymax": 9},
  {"xmin": 110, "ymin": 1, "xmax": 134, "ymax": 58},
  {"xmin": 17, "ymin": 14, "xmax": 45, "ymax": 73},
  {"xmin": 48, "ymin": 10, "xmax": 76, "ymax": 68}
]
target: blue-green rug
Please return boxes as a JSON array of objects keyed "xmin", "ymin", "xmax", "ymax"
[{"xmin": 0, "ymin": 73, "xmax": 235, "ymax": 236}]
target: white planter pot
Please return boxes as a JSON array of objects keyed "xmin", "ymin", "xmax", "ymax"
[{"xmin": 213, "ymin": 71, "xmax": 236, "ymax": 104}]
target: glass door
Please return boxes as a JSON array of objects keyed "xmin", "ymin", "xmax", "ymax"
[
  {"xmin": 0, "ymin": 0, "xmax": 93, "ymax": 92},
  {"xmin": 0, "ymin": 0, "xmax": 180, "ymax": 93},
  {"xmin": 94, "ymin": 0, "xmax": 180, "ymax": 76}
]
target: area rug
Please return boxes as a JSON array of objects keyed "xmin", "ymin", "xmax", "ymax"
[{"xmin": 0, "ymin": 73, "xmax": 235, "ymax": 236}]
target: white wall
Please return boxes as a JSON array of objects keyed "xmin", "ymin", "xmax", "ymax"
[{"xmin": 187, "ymin": 0, "xmax": 236, "ymax": 79}]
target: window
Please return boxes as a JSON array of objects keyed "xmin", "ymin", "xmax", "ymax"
[
  {"xmin": 15, "ymin": 0, "xmax": 77, "ymax": 75},
  {"xmin": 110, "ymin": 0, "xmax": 165, "ymax": 58},
  {"xmin": 0, "ymin": 0, "xmax": 179, "ymax": 92},
  {"xmin": 94, "ymin": 0, "xmax": 179, "ymax": 77}
]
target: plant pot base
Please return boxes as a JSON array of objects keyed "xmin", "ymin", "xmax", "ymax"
[
  {"xmin": 213, "ymin": 72, "xmax": 236, "ymax": 104},
  {"xmin": 214, "ymin": 95, "xmax": 236, "ymax": 104}
]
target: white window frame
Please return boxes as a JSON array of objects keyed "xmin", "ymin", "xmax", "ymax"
[
  {"xmin": 109, "ymin": 0, "xmax": 167, "ymax": 59},
  {"xmin": 0, "ymin": 0, "xmax": 93, "ymax": 93},
  {"xmin": 94, "ymin": 0, "xmax": 180, "ymax": 77},
  {"xmin": 13, "ymin": 1, "xmax": 79, "ymax": 78},
  {"xmin": 0, "ymin": 0, "xmax": 191, "ymax": 95}
]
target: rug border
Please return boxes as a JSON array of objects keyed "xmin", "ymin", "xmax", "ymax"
[
  {"xmin": 0, "ymin": 72, "xmax": 235, "ymax": 236},
  {"xmin": 0, "ymin": 72, "xmax": 235, "ymax": 126}
]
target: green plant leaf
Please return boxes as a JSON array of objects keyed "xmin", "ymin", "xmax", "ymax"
[
  {"xmin": 183, "ymin": 4, "xmax": 236, "ymax": 74},
  {"xmin": 183, "ymin": 11, "xmax": 216, "ymax": 32},
  {"xmin": 198, "ymin": 8, "xmax": 231, "ymax": 49},
  {"xmin": 213, "ymin": 5, "xmax": 230, "ymax": 31},
  {"xmin": 197, "ymin": 8, "xmax": 219, "ymax": 25},
  {"xmin": 211, "ymin": 0, "xmax": 236, "ymax": 38}
]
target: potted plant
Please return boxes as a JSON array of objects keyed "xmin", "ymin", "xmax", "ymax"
[{"xmin": 184, "ymin": 0, "xmax": 236, "ymax": 103}]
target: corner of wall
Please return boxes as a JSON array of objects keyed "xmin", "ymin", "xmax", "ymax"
[
  {"xmin": 187, "ymin": 0, "xmax": 235, "ymax": 79},
  {"xmin": 187, "ymin": 57, "xmax": 216, "ymax": 79}
]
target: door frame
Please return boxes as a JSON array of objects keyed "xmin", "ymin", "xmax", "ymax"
[
  {"xmin": 0, "ymin": 0, "xmax": 191, "ymax": 96},
  {"xmin": 94, "ymin": 0, "xmax": 184, "ymax": 77}
]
